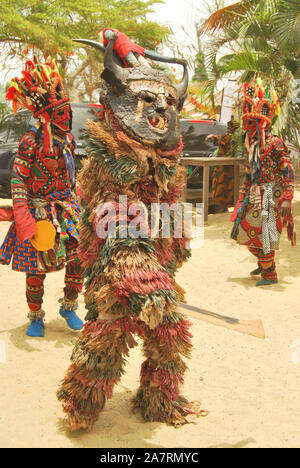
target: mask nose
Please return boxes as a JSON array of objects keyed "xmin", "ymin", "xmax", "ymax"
[{"xmin": 155, "ymin": 95, "xmax": 167, "ymax": 114}]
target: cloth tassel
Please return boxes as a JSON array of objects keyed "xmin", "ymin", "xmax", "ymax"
[
  {"xmin": 231, "ymin": 196, "xmax": 249, "ymax": 240},
  {"xmin": 284, "ymin": 216, "xmax": 296, "ymax": 247},
  {"xmin": 261, "ymin": 182, "xmax": 278, "ymax": 254}
]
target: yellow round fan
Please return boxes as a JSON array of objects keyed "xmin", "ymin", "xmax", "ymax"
[{"xmin": 30, "ymin": 220, "xmax": 56, "ymax": 252}]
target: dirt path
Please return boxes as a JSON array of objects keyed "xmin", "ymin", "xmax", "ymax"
[{"xmin": 0, "ymin": 193, "xmax": 299, "ymax": 448}]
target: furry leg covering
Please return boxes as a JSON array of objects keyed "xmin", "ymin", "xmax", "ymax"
[
  {"xmin": 133, "ymin": 313, "xmax": 206, "ymax": 427},
  {"xmin": 57, "ymin": 312, "xmax": 206, "ymax": 431},
  {"xmin": 57, "ymin": 316, "xmax": 143, "ymax": 431}
]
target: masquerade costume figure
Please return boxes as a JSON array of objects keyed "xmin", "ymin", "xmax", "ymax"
[
  {"xmin": 0, "ymin": 58, "xmax": 84, "ymax": 336},
  {"xmin": 231, "ymin": 79, "xmax": 295, "ymax": 286},
  {"xmin": 206, "ymin": 118, "xmax": 240, "ymax": 210},
  {"xmin": 57, "ymin": 30, "xmax": 205, "ymax": 430}
]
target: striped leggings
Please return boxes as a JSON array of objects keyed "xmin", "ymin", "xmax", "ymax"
[
  {"xmin": 26, "ymin": 258, "xmax": 84, "ymax": 317},
  {"xmin": 248, "ymin": 247, "xmax": 277, "ymax": 281}
]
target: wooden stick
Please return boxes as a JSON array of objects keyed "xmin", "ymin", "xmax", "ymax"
[
  {"xmin": 180, "ymin": 304, "xmax": 265, "ymax": 339},
  {"xmin": 202, "ymin": 165, "xmax": 210, "ymax": 222}
]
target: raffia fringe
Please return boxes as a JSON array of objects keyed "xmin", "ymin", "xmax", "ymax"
[
  {"xmin": 27, "ymin": 309, "xmax": 45, "ymax": 321},
  {"xmin": 59, "ymin": 297, "xmax": 78, "ymax": 311}
]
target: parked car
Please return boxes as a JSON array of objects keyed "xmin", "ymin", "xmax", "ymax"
[
  {"xmin": 180, "ymin": 119, "xmax": 226, "ymax": 158},
  {"xmin": 0, "ymin": 106, "xmax": 226, "ymax": 198},
  {"xmin": 180, "ymin": 118, "xmax": 227, "ymax": 190},
  {"xmin": 0, "ymin": 103, "xmax": 99, "ymax": 198}
]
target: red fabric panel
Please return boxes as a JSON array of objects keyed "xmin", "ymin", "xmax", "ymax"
[
  {"xmin": 0, "ymin": 208, "xmax": 14, "ymax": 222},
  {"xmin": 75, "ymin": 182, "xmax": 81, "ymax": 201},
  {"xmin": 13, "ymin": 203, "xmax": 37, "ymax": 243},
  {"xmin": 102, "ymin": 28, "xmax": 145, "ymax": 61}
]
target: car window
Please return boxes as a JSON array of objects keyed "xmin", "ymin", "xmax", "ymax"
[
  {"xmin": 7, "ymin": 112, "xmax": 32, "ymax": 144},
  {"xmin": 180, "ymin": 120, "xmax": 227, "ymax": 154},
  {"xmin": 71, "ymin": 105, "xmax": 100, "ymax": 147},
  {"xmin": 0, "ymin": 114, "xmax": 14, "ymax": 144}
]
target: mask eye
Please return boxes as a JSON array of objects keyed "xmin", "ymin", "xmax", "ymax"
[
  {"xmin": 166, "ymin": 96, "xmax": 177, "ymax": 106},
  {"xmin": 140, "ymin": 92, "xmax": 155, "ymax": 104},
  {"xmin": 144, "ymin": 96, "xmax": 154, "ymax": 104}
]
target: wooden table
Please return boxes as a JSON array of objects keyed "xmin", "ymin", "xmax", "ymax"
[{"xmin": 180, "ymin": 157, "xmax": 247, "ymax": 222}]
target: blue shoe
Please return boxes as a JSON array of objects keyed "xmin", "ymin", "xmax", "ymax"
[
  {"xmin": 250, "ymin": 266, "xmax": 262, "ymax": 276},
  {"xmin": 59, "ymin": 308, "xmax": 83, "ymax": 330},
  {"xmin": 256, "ymin": 279, "xmax": 278, "ymax": 287},
  {"xmin": 26, "ymin": 319, "xmax": 45, "ymax": 337}
]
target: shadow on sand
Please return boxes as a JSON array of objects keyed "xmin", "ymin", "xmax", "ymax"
[
  {"xmin": 203, "ymin": 199, "xmax": 300, "ymax": 289},
  {"xmin": 56, "ymin": 388, "xmax": 168, "ymax": 449},
  {"xmin": 0, "ymin": 317, "xmax": 81, "ymax": 353}
]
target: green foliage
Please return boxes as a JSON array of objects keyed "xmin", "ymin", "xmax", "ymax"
[
  {"xmin": 0, "ymin": 0, "xmax": 167, "ymax": 52},
  {"xmin": 192, "ymin": 51, "xmax": 208, "ymax": 82},
  {"xmin": 274, "ymin": 0, "xmax": 300, "ymax": 51},
  {"xmin": 0, "ymin": 83, "xmax": 10, "ymax": 120},
  {"xmin": 200, "ymin": 0, "xmax": 300, "ymax": 146},
  {"xmin": 0, "ymin": 103, "xmax": 10, "ymax": 121},
  {"xmin": 0, "ymin": 0, "xmax": 169, "ymax": 100}
]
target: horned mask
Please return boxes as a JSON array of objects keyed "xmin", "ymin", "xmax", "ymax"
[{"xmin": 73, "ymin": 30, "xmax": 188, "ymax": 150}]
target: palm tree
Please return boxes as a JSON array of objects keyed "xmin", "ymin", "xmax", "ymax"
[
  {"xmin": 198, "ymin": 0, "xmax": 300, "ymax": 146},
  {"xmin": 201, "ymin": 0, "xmax": 257, "ymax": 35}
]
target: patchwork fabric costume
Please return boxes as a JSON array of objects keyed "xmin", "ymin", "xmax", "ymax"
[
  {"xmin": 57, "ymin": 30, "xmax": 205, "ymax": 430},
  {"xmin": 0, "ymin": 58, "xmax": 84, "ymax": 336},
  {"xmin": 231, "ymin": 80, "xmax": 295, "ymax": 286},
  {"xmin": 210, "ymin": 119, "xmax": 240, "ymax": 209}
]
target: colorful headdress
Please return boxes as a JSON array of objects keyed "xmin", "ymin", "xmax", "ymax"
[
  {"xmin": 6, "ymin": 57, "xmax": 69, "ymax": 115},
  {"xmin": 242, "ymin": 78, "xmax": 280, "ymax": 150},
  {"xmin": 6, "ymin": 57, "xmax": 70, "ymax": 152},
  {"xmin": 242, "ymin": 79, "xmax": 280, "ymax": 128}
]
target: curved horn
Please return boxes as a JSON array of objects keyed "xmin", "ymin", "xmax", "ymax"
[
  {"xmin": 144, "ymin": 49, "xmax": 186, "ymax": 66},
  {"xmin": 103, "ymin": 39, "xmax": 125, "ymax": 77},
  {"xmin": 102, "ymin": 38, "xmax": 129, "ymax": 85},
  {"xmin": 72, "ymin": 38, "xmax": 106, "ymax": 54},
  {"xmin": 72, "ymin": 38, "xmax": 124, "ymax": 67},
  {"xmin": 143, "ymin": 50, "xmax": 189, "ymax": 97},
  {"xmin": 93, "ymin": 38, "xmax": 128, "ymax": 93},
  {"xmin": 175, "ymin": 61, "xmax": 189, "ymax": 98}
]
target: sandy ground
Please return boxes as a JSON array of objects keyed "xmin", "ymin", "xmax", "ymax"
[{"xmin": 0, "ymin": 192, "xmax": 300, "ymax": 449}]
